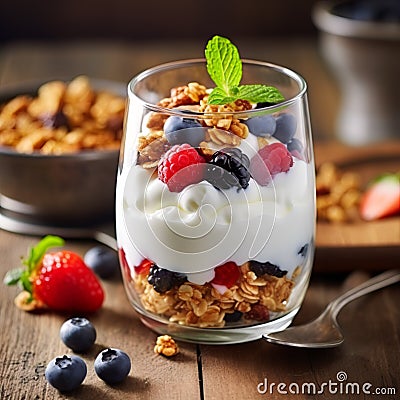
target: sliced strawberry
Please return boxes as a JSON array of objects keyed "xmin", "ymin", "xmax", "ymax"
[
  {"xmin": 211, "ymin": 262, "xmax": 240, "ymax": 288},
  {"xmin": 4, "ymin": 235, "xmax": 104, "ymax": 312},
  {"xmin": 360, "ymin": 173, "xmax": 400, "ymax": 221}
]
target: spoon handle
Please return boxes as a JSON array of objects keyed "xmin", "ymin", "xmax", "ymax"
[{"xmin": 329, "ymin": 269, "xmax": 400, "ymax": 319}]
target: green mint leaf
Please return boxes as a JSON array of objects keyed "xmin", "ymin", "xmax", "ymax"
[
  {"xmin": 204, "ymin": 35, "xmax": 286, "ymax": 106},
  {"xmin": 3, "ymin": 268, "xmax": 24, "ymax": 286},
  {"xmin": 205, "ymin": 35, "xmax": 242, "ymax": 94},
  {"xmin": 237, "ymin": 85, "xmax": 285, "ymax": 104},
  {"xmin": 207, "ymin": 87, "xmax": 237, "ymax": 105}
]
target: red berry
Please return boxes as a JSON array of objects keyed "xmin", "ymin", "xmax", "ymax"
[
  {"xmin": 250, "ymin": 142, "xmax": 293, "ymax": 186},
  {"xmin": 360, "ymin": 173, "xmax": 400, "ymax": 221},
  {"xmin": 158, "ymin": 143, "xmax": 205, "ymax": 192},
  {"xmin": 118, "ymin": 248, "xmax": 131, "ymax": 281},
  {"xmin": 245, "ymin": 304, "xmax": 270, "ymax": 321},
  {"xmin": 34, "ymin": 251, "xmax": 104, "ymax": 312},
  {"xmin": 134, "ymin": 259, "xmax": 153, "ymax": 275},
  {"xmin": 211, "ymin": 262, "xmax": 240, "ymax": 288}
]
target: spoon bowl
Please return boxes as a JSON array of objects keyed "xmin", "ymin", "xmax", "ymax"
[{"xmin": 264, "ymin": 269, "xmax": 400, "ymax": 348}]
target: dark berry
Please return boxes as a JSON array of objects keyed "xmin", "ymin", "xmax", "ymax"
[
  {"xmin": 205, "ymin": 147, "xmax": 251, "ymax": 190},
  {"xmin": 158, "ymin": 143, "xmax": 206, "ymax": 192},
  {"xmin": 250, "ymin": 142, "xmax": 293, "ymax": 186},
  {"xmin": 164, "ymin": 116, "xmax": 205, "ymax": 146},
  {"xmin": 84, "ymin": 246, "xmax": 119, "ymax": 279},
  {"xmin": 273, "ymin": 113, "xmax": 297, "ymax": 144},
  {"xmin": 298, "ymin": 243, "xmax": 309, "ymax": 257},
  {"xmin": 45, "ymin": 355, "xmax": 87, "ymax": 392},
  {"xmin": 249, "ymin": 261, "xmax": 287, "ymax": 278},
  {"xmin": 224, "ymin": 310, "xmax": 243, "ymax": 323},
  {"xmin": 40, "ymin": 111, "xmax": 70, "ymax": 130},
  {"xmin": 60, "ymin": 317, "xmax": 97, "ymax": 353},
  {"xmin": 94, "ymin": 348, "xmax": 131, "ymax": 384},
  {"xmin": 244, "ymin": 115, "xmax": 276, "ymax": 137},
  {"xmin": 148, "ymin": 265, "xmax": 187, "ymax": 293}
]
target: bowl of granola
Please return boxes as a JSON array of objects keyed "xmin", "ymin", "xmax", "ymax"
[{"xmin": 0, "ymin": 76, "xmax": 126, "ymax": 226}]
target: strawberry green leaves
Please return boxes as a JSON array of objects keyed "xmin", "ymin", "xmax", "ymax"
[
  {"xmin": 3, "ymin": 235, "xmax": 64, "ymax": 296},
  {"xmin": 205, "ymin": 36, "xmax": 285, "ymax": 106}
]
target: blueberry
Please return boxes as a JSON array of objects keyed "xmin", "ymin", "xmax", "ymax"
[
  {"xmin": 94, "ymin": 348, "xmax": 131, "ymax": 384},
  {"xmin": 45, "ymin": 354, "xmax": 87, "ymax": 392},
  {"xmin": 84, "ymin": 246, "xmax": 119, "ymax": 279},
  {"xmin": 164, "ymin": 116, "xmax": 205, "ymax": 146},
  {"xmin": 287, "ymin": 138, "xmax": 304, "ymax": 154},
  {"xmin": 244, "ymin": 115, "xmax": 276, "ymax": 137},
  {"xmin": 273, "ymin": 113, "xmax": 297, "ymax": 144},
  {"xmin": 224, "ymin": 310, "xmax": 243, "ymax": 323},
  {"xmin": 60, "ymin": 317, "xmax": 97, "ymax": 353}
]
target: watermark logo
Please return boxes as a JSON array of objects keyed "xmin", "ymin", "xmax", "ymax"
[{"xmin": 257, "ymin": 371, "xmax": 396, "ymax": 396}]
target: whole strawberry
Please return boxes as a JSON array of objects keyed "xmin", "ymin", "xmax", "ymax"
[{"xmin": 4, "ymin": 235, "xmax": 104, "ymax": 312}]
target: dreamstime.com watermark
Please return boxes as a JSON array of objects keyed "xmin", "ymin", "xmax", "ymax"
[{"xmin": 257, "ymin": 371, "xmax": 397, "ymax": 396}]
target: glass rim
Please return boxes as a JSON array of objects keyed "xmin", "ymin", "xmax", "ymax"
[{"xmin": 128, "ymin": 58, "xmax": 308, "ymax": 117}]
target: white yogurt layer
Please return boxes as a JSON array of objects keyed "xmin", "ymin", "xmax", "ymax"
[{"xmin": 117, "ymin": 148, "xmax": 315, "ymax": 279}]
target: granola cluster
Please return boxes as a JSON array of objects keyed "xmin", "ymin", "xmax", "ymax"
[
  {"xmin": 137, "ymin": 82, "xmax": 251, "ymax": 166},
  {"xmin": 0, "ymin": 76, "xmax": 125, "ymax": 154},
  {"xmin": 316, "ymin": 162, "xmax": 361, "ymax": 223},
  {"xmin": 132, "ymin": 262, "xmax": 297, "ymax": 328}
]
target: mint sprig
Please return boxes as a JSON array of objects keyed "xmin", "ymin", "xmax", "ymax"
[{"xmin": 205, "ymin": 36, "xmax": 285, "ymax": 106}]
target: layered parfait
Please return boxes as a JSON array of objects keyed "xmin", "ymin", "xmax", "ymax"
[{"xmin": 116, "ymin": 36, "xmax": 315, "ymax": 331}]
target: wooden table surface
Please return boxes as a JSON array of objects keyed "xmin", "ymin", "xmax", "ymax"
[{"xmin": 1, "ymin": 38, "xmax": 399, "ymax": 400}]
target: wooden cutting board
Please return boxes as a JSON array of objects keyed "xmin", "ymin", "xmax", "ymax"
[{"xmin": 313, "ymin": 140, "xmax": 400, "ymax": 272}]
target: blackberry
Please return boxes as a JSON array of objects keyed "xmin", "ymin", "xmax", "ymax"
[
  {"xmin": 249, "ymin": 261, "xmax": 287, "ymax": 278},
  {"xmin": 205, "ymin": 147, "xmax": 251, "ymax": 190},
  {"xmin": 148, "ymin": 265, "xmax": 187, "ymax": 293}
]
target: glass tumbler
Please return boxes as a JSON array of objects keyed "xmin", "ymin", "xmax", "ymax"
[{"xmin": 116, "ymin": 59, "xmax": 315, "ymax": 344}]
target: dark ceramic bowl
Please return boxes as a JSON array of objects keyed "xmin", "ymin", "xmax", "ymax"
[{"xmin": 0, "ymin": 78, "xmax": 126, "ymax": 226}]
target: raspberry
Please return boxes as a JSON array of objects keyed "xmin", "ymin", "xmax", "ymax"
[
  {"xmin": 158, "ymin": 143, "xmax": 206, "ymax": 192},
  {"xmin": 211, "ymin": 262, "xmax": 240, "ymax": 288},
  {"xmin": 250, "ymin": 142, "xmax": 293, "ymax": 186}
]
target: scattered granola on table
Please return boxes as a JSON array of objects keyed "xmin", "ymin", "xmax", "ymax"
[{"xmin": 154, "ymin": 335, "xmax": 180, "ymax": 357}]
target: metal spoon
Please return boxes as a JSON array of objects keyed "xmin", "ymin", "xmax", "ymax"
[{"xmin": 263, "ymin": 269, "xmax": 400, "ymax": 348}]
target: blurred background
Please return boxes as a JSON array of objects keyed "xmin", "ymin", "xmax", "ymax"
[
  {"xmin": 0, "ymin": 0, "xmax": 319, "ymax": 42},
  {"xmin": 1, "ymin": 0, "xmax": 399, "ymax": 143}
]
